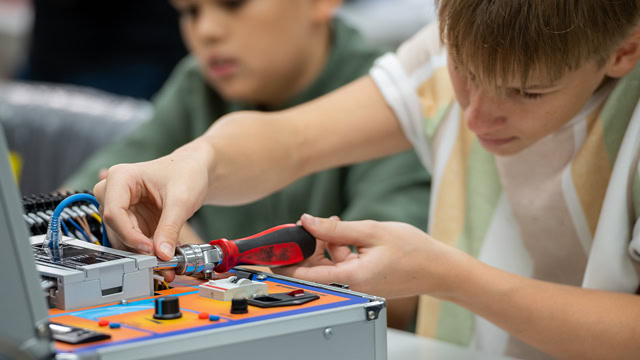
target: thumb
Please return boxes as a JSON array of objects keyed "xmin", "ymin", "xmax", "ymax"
[
  {"xmin": 154, "ymin": 207, "xmax": 191, "ymax": 261},
  {"xmin": 300, "ymin": 213, "xmax": 375, "ymax": 247}
]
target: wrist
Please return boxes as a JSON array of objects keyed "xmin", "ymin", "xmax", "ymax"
[
  {"xmin": 174, "ymin": 138, "xmax": 216, "ymax": 189},
  {"xmin": 434, "ymin": 250, "xmax": 519, "ymax": 311},
  {"xmin": 427, "ymin": 246, "xmax": 482, "ymax": 301}
]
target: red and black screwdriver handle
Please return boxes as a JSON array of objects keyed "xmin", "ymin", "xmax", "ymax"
[{"xmin": 210, "ymin": 224, "xmax": 316, "ymax": 273}]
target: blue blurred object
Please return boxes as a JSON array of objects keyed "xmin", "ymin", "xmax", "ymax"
[
  {"xmin": 0, "ymin": 81, "xmax": 151, "ymax": 195},
  {"xmin": 17, "ymin": 0, "xmax": 188, "ymax": 100}
]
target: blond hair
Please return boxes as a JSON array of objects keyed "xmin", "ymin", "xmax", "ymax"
[{"xmin": 436, "ymin": 0, "xmax": 640, "ymax": 91}]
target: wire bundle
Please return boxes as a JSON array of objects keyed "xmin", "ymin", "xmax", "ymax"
[
  {"xmin": 38, "ymin": 193, "xmax": 110, "ymax": 260},
  {"xmin": 24, "ymin": 191, "xmax": 105, "ymax": 239}
]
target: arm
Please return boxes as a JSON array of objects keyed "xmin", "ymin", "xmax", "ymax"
[
  {"xmin": 447, "ymin": 255, "xmax": 640, "ymax": 359},
  {"xmin": 280, "ymin": 215, "xmax": 640, "ymax": 360},
  {"xmin": 95, "ymin": 76, "xmax": 411, "ymax": 259},
  {"xmin": 201, "ymin": 76, "xmax": 411, "ymax": 205}
]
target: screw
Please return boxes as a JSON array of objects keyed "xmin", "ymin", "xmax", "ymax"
[
  {"xmin": 36, "ymin": 322, "xmax": 48, "ymax": 338},
  {"xmin": 120, "ymin": 299, "xmax": 129, "ymax": 305},
  {"xmin": 256, "ymin": 274, "xmax": 267, "ymax": 280},
  {"xmin": 324, "ymin": 327, "xmax": 333, "ymax": 339},
  {"xmin": 367, "ymin": 310, "xmax": 377, "ymax": 320}
]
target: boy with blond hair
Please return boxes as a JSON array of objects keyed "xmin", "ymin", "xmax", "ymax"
[{"xmin": 95, "ymin": 1, "xmax": 640, "ymax": 358}]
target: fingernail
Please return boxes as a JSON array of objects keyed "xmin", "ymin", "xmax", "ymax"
[
  {"xmin": 137, "ymin": 243, "xmax": 152, "ymax": 253},
  {"xmin": 302, "ymin": 213, "xmax": 318, "ymax": 226},
  {"xmin": 160, "ymin": 242, "xmax": 174, "ymax": 257}
]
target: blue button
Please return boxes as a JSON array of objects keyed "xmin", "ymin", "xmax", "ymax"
[
  {"xmin": 109, "ymin": 322, "xmax": 121, "ymax": 329},
  {"xmin": 209, "ymin": 315, "xmax": 220, "ymax": 321}
]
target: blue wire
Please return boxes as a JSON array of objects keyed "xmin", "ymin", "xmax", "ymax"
[
  {"xmin": 101, "ymin": 222, "xmax": 110, "ymax": 247},
  {"xmin": 50, "ymin": 193, "xmax": 110, "ymax": 249},
  {"xmin": 67, "ymin": 218, "xmax": 91, "ymax": 243},
  {"xmin": 60, "ymin": 221, "xmax": 70, "ymax": 237}
]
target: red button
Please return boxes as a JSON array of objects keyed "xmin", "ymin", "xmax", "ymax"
[
  {"xmin": 198, "ymin": 312, "xmax": 209, "ymax": 319},
  {"xmin": 98, "ymin": 320, "xmax": 109, "ymax": 327},
  {"xmin": 287, "ymin": 289, "xmax": 305, "ymax": 297}
]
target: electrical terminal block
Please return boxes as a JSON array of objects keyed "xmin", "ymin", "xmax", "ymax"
[
  {"xmin": 198, "ymin": 277, "xmax": 268, "ymax": 301},
  {"xmin": 30, "ymin": 235, "xmax": 156, "ymax": 310}
]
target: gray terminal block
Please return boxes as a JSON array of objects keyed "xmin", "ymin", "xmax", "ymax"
[{"xmin": 30, "ymin": 235, "xmax": 157, "ymax": 310}]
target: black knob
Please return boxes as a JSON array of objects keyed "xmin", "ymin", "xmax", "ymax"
[
  {"xmin": 153, "ymin": 296, "xmax": 182, "ymax": 320},
  {"xmin": 230, "ymin": 298, "xmax": 248, "ymax": 314}
]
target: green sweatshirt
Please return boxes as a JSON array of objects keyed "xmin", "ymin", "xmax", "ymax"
[{"xmin": 65, "ymin": 18, "xmax": 430, "ymax": 240}]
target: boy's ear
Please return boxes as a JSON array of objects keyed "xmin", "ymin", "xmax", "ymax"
[
  {"xmin": 311, "ymin": 0, "xmax": 343, "ymax": 24},
  {"xmin": 605, "ymin": 26, "xmax": 640, "ymax": 78}
]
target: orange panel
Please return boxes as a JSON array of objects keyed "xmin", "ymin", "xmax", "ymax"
[{"xmin": 53, "ymin": 315, "xmax": 152, "ymax": 352}]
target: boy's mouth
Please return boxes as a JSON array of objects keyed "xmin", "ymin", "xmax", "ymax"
[
  {"xmin": 477, "ymin": 135, "xmax": 517, "ymax": 148},
  {"xmin": 207, "ymin": 57, "xmax": 238, "ymax": 79}
]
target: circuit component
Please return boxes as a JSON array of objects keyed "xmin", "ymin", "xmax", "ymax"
[
  {"xmin": 31, "ymin": 235, "xmax": 156, "ymax": 310},
  {"xmin": 198, "ymin": 276, "xmax": 268, "ymax": 301}
]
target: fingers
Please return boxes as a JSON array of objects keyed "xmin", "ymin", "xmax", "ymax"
[
  {"xmin": 300, "ymin": 213, "xmax": 376, "ymax": 247},
  {"xmin": 322, "ymin": 215, "xmax": 355, "ymax": 261},
  {"xmin": 326, "ymin": 243, "xmax": 354, "ymax": 263},
  {"xmin": 284, "ymin": 261, "xmax": 362, "ymax": 286},
  {"xmin": 103, "ymin": 223, "xmax": 127, "ymax": 251},
  {"xmin": 96, "ymin": 170, "xmax": 154, "ymax": 253},
  {"xmin": 158, "ymin": 269, "xmax": 176, "ymax": 283},
  {"xmin": 275, "ymin": 256, "xmax": 338, "ymax": 278},
  {"xmin": 153, "ymin": 196, "xmax": 192, "ymax": 260},
  {"xmin": 93, "ymin": 179, "xmax": 106, "ymax": 202}
]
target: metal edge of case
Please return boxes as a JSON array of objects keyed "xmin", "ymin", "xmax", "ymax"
[
  {"xmin": 237, "ymin": 267, "xmax": 388, "ymax": 360},
  {"xmin": 92, "ymin": 301, "xmax": 386, "ymax": 360}
]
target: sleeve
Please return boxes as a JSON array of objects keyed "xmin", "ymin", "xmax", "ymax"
[
  {"xmin": 634, "ymin": 162, "xmax": 640, "ymax": 235},
  {"xmin": 369, "ymin": 23, "xmax": 449, "ymax": 174},
  {"xmin": 339, "ymin": 149, "xmax": 431, "ymax": 230},
  {"xmin": 628, "ymin": 162, "xmax": 640, "ymax": 262},
  {"xmin": 63, "ymin": 57, "xmax": 198, "ymax": 190}
]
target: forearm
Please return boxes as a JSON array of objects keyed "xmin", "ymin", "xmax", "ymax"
[
  {"xmin": 439, "ymin": 253, "xmax": 640, "ymax": 359},
  {"xmin": 197, "ymin": 76, "xmax": 411, "ymax": 206}
]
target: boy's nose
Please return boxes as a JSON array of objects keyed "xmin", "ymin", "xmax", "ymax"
[
  {"xmin": 193, "ymin": 7, "xmax": 227, "ymax": 42},
  {"xmin": 464, "ymin": 90, "xmax": 507, "ymax": 135}
]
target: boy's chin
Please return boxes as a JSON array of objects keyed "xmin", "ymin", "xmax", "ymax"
[
  {"xmin": 479, "ymin": 140, "xmax": 529, "ymax": 157},
  {"xmin": 206, "ymin": 80, "xmax": 261, "ymax": 104}
]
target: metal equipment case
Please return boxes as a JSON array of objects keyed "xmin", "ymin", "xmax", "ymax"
[{"xmin": 0, "ymin": 125, "xmax": 387, "ymax": 360}]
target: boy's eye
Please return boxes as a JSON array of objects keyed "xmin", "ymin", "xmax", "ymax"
[
  {"xmin": 509, "ymin": 88, "xmax": 544, "ymax": 100},
  {"xmin": 520, "ymin": 92, "xmax": 544, "ymax": 100},
  {"xmin": 174, "ymin": 3, "xmax": 200, "ymax": 19},
  {"xmin": 183, "ymin": 5, "xmax": 199, "ymax": 18},
  {"xmin": 217, "ymin": 0, "xmax": 247, "ymax": 10}
]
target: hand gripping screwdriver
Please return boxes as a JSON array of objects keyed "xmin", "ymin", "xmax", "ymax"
[{"xmin": 155, "ymin": 224, "xmax": 316, "ymax": 279}]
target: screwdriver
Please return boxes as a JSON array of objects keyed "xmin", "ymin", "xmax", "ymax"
[{"xmin": 155, "ymin": 224, "xmax": 316, "ymax": 278}]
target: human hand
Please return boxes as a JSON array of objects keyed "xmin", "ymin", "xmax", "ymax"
[
  {"xmin": 276, "ymin": 214, "xmax": 463, "ymax": 299},
  {"xmin": 93, "ymin": 143, "xmax": 213, "ymax": 281}
]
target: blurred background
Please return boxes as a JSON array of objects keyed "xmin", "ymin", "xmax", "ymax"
[
  {"xmin": 0, "ymin": 0, "xmax": 436, "ymax": 195},
  {"xmin": 0, "ymin": 0, "xmax": 31, "ymax": 79},
  {"xmin": 0, "ymin": 0, "xmax": 436, "ymax": 86}
]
